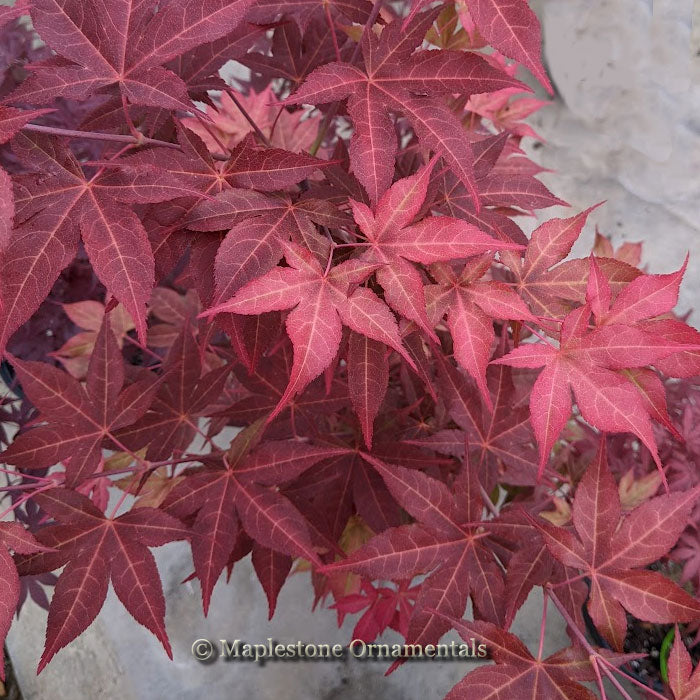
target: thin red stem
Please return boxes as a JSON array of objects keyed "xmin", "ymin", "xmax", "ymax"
[
  {"xmin": 121, "ymin": 93, "xmax": 141, "ymax": 141},
  {"xmin": 23, "ymin": 123, "xmax": 180, "ymax": 149},
  {"xmin": 192, "ymin": 109, "xmax": 231, "ymax": 157},
  {"xmin": 537, "ymin": 588, "xmax": 548, "ymax": 661},
  {"xmin": 0, "ymin": 484, "xmax": 55, "ymax": 520},
  {"xmin": 224, "ymin": 88, "xmax": 271, "ymax": 147},
  {"xmin": 547, "ymin": 586, "xmax": 668, "ymax": 700},
  {"xmin": 324, "ymin": 3, "xmax": 342, "ymax": 63}
]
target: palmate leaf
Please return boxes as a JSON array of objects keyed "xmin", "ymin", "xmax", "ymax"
[
  {"xmin": 668, "ymin": 625, "xmax": 700, "ymax": 699},
  {"xmin": 0, "ymin": 132, "xmax": 200, "ymax": 347},
  {"xmin": 1, "ymin": 314, "xmax": 158, "ymax": 484},
  {"xmin": 349, "ymin": 159, "xmax": 523, "ymax": 338},
  {"xmin": 162, "ymin": 426, "xmax": 347, "ymax": 614},
  {"xmin": 16, "ymin": 488, "xmax": 190, "ymax": 671},
  {"xmin": 285, "ymin": 9, "xmax": 528, "ymax": 205},
  {"xmin": 426, "ymin": 254, "xmax": 536, "ymax": 407},
  {"xmin": 202, "ymin": 240, "xmax": 417, "ymax": 420},
  {"xmin": 501, "ymin": 206, "xmax": 641, "ymax": 321},
  {"xmin": 114, "ymin": 326, "xmax": 230, "ymax": 461},
  {"xmin": 422, "ymin": 348, "xmax": 540, "ymax": 487},
  {"xmin": 531, "ymin": 439, "xmax": 700, "ymax": 650},
  {"xmin": 0, "ymin": 523, "xmax": 49, "ymax": 679},
  {"xmin": 493, "ymin": 303, "xmax": 696, "ymax": 479},
  {"xmin": 321, "ymin": 454, "xmax": 506, "ymax": 659},
  {"xmin": 4, "ymin": 0, "xmax": 255, "ymax": 110},
  {"xmin": 405, "ymin": 0, "xmax": 553, "ymax": 94},
  {"xmin": 433, "ymin": 613, "xmax": 639, "ymax": 700}
]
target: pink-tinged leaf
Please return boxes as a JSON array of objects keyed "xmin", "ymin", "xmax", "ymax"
[
  {"xmin": 568, "ymin": 364, "xmax": 661, "ymax": 470},
  {"xmin": 191, "ymin": 475, "xmax": 239, "ymax": 615},
  {"xmin": 469, "ymin": 0, "xmax": 553, "ymax": 92},
  {"xmin": 321, "ymin": 524, "xmax": 463, "ymax": 579},
  {"xmin": 503, "ymin": 543, "xmax": 553, "ymax": 628},
  {"xmin": 213, "ymin": 215, "xmax": 294, "ymax": 304},
  {"xmin": 277, "ymin": 286, "xmax": 343, "ymax": 419},
  {"xmin": 130, "ymin": 0, "xmax": 257, "ymax": 71},
  {"xmin": 528, "ymin": 513, "xmax": 588, "ymax": 570},
  {"xmin": 668, "ymin": 626, "xmax": 700, "ymax": 699},
  {"xmin": 602, "ymin": 257, "xmax": 688, "ymax": 325},
  {"xmin": 478, "ymin": 174, "xmax": 567, "ymax": 209},
  {"xmin": 571, "ymin": 439, "xmax": 619, "ymax": 567},
  {"xmin": 585, "ymin": 254, "xmax": 612, "ymax": 321},
  {"xmin": 0, "ymin": 548, "xmax": 19, "ymax": 679},
  {"xmin": 529, "ymin": 360, "xmax": 572, "ymax": 476},
  {"xmin": 347, "ymin": 87, "xmax": 397, "ymax": 205},
  {"xmin": 233, "ymin": 443, "xmax": 349, "ymax": 486},
  {"xmin": 225, "ymin": 142, "xmax": 335, "ymax": 191},
  {"xmin": 0, "ymin": 166, "xmax": 13, "ymax": 254},
  {"xmin": 646, "ymin": 321, "xmax": 700, "ymax": 379},
  {"xmin": 348, "ymin": 332, "xmax": 389, "ymax": 450},
  {"xmin": 602, "ymin": 569, "xmax": 700, "ymax": 623},
  {"xmin": 397, "ymin": 217, "xmax": 523, "ymax": 263},
  {"xmin": 607, "ymin": 487, "xmax": 700, "ymax": 570},
  {"xmin": 622, "ymin": 367, "xmax": 682, "ymax": 439},
  {"xmin": 588, "ymin": 579, "xmax": 628, "ymax": 651},
  {"xmin": 121, "ymin": 67, "xmax": 194, "ymax": 112},
  {"xmin": 362, "ymin": 455, "xmax": 463, "ymax": 538},
  {"xmin": 448, "ymin": 296, "xmax": 494, "ymax": 409},
  {"xmin": 79, "ymin": 198, "xmax": 153, "ymax": 344},
  {"xmin": 523, "ymin": 206, "xmax": 602, "ymax": 277},
  {"xmin": 340, "ymin": 288, "xmax": 415, "ymax": 367}
]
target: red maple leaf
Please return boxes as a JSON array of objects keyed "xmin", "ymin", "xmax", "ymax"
[
  {"xmin": 668, "ymin": 625, "xmax": 700, "ymax": 699},
  {"xmin": 0, "ymin": 522, "xmax": 49, "ymax": 679},
  {"xmin": 285, "ymin": 9, "xmax": 527, "ymax": 205},
  {"xmin": 433, "ymin": 613, "xmax": 638, "ymax": 700},
  {"xmin": 0, "ymin": 132, "xmax": 202, "ymax": 346},
  {"xmin": 114, "ymin": 326, "xmax": 230, "ymax": 462},
  {"xmin": 201, "ymin": 239, "xmax": 417, "ymax": 420},
  {"xmin": 406, "ymin": 0, "xmax": 553, "ymax": 94},
  {"xmin": 320, "ymin": 454, "xmax": 506, "ymax": 657},
  {"xmin": 502, "ymin": 206, "xmax": 641, "ymax": 321},
  {"xmin": 4, "ymin": 0, "xmax": 255, "ymax": 111},
  {"xmin": 349, "ymin": 158, "xmax": 524, "ymax": 339},
  {"xmin": 493, "ymin": 301, "xmax": 694, "ymax": 478},
  {"xmin": 426, "ymin": 254, "xmax": 537, "ymax": 406},
  {"xmin": 530, "ymin": 439, "xmax": 700, "ymax": 651},
  {"xmin": 162, "ymin": 422, "xmax": 347, "ymax": 614},
  {"xmin": 16, "ymin": 488, "xmax": 190, "ymax": 670},
  {"xmin": 1, "ymin": 314, "xmax": 158, "ymax": 485},
  {"xmin": 331, "ymin": 579, "xmax": 420, "ymax": 643}
]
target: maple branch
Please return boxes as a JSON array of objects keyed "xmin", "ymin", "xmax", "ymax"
[
  {"xmin": 0, "ymin": 484, "xmax": 55, "ymax": 520},
  {"xmin": 0, "ymin": 466, "xmax": 51, "ymax": 482},
  {"xmin": 324, "ymin": 3, "xmax": 342, "ymax": 63},
  {"xmin": 224, "ymin": 87, "xmax": 271, "ymax": 147},
  {"xmin": 536, "ymin": 588, "xmax": 548, "ymax": 661},
  {"xmin": 22, "ymin": 123, "xmax": 182, "ymax": 150},
  {"xmin": 121, "ymin": 93, "xmax": 142, "ymax": 141}
]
